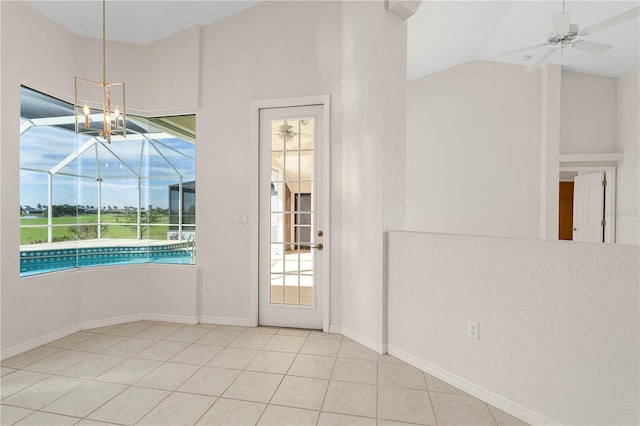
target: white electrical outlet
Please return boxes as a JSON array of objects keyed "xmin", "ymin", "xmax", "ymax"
[
  {"xmin": 203, "ymin": 279, "xmax": 210, "ymax": 289},
  {"xmin": 467, "ymin": 320, "xmax": 479, "ymax": 340}
]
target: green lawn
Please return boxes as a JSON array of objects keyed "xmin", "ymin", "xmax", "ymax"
[{"xmin": 20, "ymin": 213, "xmax": 171, "ymax": 245}]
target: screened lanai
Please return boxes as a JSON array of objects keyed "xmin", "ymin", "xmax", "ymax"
[{"xmin": 19, "ymin": 86, "xmax": 196, "ymax": 276}]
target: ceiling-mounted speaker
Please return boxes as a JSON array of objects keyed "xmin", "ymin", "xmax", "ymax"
[{"xmin": 386, "ymin": 0, "xmax": 422, "ymax": 21}]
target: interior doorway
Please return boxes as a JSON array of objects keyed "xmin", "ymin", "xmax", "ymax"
[{"xmin": 558, "ymin": 166, "xmax": 616, "ymax": 243}]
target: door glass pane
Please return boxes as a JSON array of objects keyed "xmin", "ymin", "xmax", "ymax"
[
  {"xmin": 270, "ymin": 274, "xmax": 285, "ymax": 305},
  {"xmin": 270, "ymin": 117, "xmax": 315, "ymax": 306}
]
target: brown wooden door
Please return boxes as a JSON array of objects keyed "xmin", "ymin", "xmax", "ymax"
[{"xmin": 558, "ymin": 181, "xmax": 574, "ymax": 240}]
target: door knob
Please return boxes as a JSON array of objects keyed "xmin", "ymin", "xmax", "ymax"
[{"xmin": 311, "ymin": 243, "xmax": 324, "ymax": 251}]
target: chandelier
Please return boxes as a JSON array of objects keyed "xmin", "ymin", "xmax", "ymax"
[{"xmin": 74, "ymin": 0, "xmax": 126, "ymax": 143}]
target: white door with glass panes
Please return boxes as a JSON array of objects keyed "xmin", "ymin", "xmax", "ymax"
[{"xmin": 259, "ymin": 105, "xmax": 324, "ymax": 329}]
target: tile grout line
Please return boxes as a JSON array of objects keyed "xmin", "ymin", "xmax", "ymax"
[
  {"xmin": 423, "ymin": 370, "xmax": 440, "ymax": 426},
  {"xmin": 80, "ymin": 323, "xmax": 217, "ymax": 425},
  {"xmin": 55, "ymin": 323, "xmax": 192, "ymax": 424},
  {"xmin": 41, "ymin": 362, "xmax": 131, "ymax": 420},
  {"xmin": 316, "ymin": 335, "xmax": 343, "ymax": 424},
  {"xmin": 3, "ymin": 322, "xmax": 519, "ymax": 426},
  {"xmin": 485, "ymin": 401, "xmax": 500, "ymax": 426},
  {"xmin": 375, "ymin": 348, "xmax": 379, "ymax": 423},
  {"xmin": 190, "ymin": 395, "xmax": 219, "ymax": 426},
  {"xmin": 188, "ymin": 327, "xmax": 285, "ymax": 423},
  {"xmin": 252, "ymin": 330, "xmax": 308, "ymax": 425}
]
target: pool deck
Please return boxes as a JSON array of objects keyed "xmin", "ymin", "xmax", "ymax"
[{"xmin": 20, "ymin": 239, "xmax": 186, "ymax": 252}]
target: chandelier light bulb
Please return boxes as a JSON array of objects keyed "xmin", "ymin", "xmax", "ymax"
[
  {"xmin": 83, "ymin": 103, "xmax": 90, "ymax": 128},
  {"xmin": 113, "ymin": 106, "xmax": 121, "ymax": 130}
]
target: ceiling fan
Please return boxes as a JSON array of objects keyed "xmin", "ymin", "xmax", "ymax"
[{"xmin": 500, "ymin": 1, "xmax": 640, "ymax": 73}]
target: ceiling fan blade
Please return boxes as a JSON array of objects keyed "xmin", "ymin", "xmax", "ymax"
[
  {"xmin": 524, "ymin": 48, "xmax": 556, "ymax": 74},
  {"xmin": 551, "ymin": 11, "xmax": 571, "ymax": 35},
  {"xmin": 572, "ymin": 40, "xmax": 613, "ymax": 55},
  {"xmin": 499, "ymin": 43, "xmax": 552, "ymax": 57},
  {"xmin": 581, "ymin": 6, "xmax": 640, "ymax": 35}
]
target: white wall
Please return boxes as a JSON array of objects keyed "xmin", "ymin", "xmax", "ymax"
[
  {"xmin": 79, "ymin": 267, "xmax": 146, "ymax": 327},
  {"xmin": 144, "ymin": 266, "xmax": 198, "ymax": 323},
  {"xmin": 1, "ymin": 1, "xmax": 83, "ymax": 354},
  {"xmin": 196, "ymin": 0, "xmax": 344, "ymax": 326},
  {"xmin": 407, "ymin": 60, "xmax": 639, "ymax": 245},
  {"xmin": 558, "ymin": 68, "xmax": 639, "ymax": 244},
  {"xmin": 2, "ymin": 0, "xmax": 410, "ymax": 356},
  {"xmin": 76, "ymin": 26, "xmax": 200, "ymax": 116},
  {"xmin": 560, "ymin": 71, "xmax": 618, "ymax": 154},
  {"xmin": 340, "ymin": 1, "xmax": 407, "ymax": 347},
  {"xmin": 616, "ymin": 67, "xmax": 639, "ymax": 244},
  {"xmin": 382, "ymin": 11, "xmax": 408, "ymax": 232},
  {"xmin": 406, "ymin": 60, "xmax": 541, "ymax": 239},
  {"xmin": 388, "ymin": 231, "xmax": 639, "ymax": 425},
  {"xmin": 0, "ymin": 1, "xmax": 200, "ymax": 356},
  {"xmin": 145, "ymin": 26, "xmax": 200, "ymax": 116},
  {"xmin": 539, "ymin": 64, "xmax": 561, "ymax": 240}
]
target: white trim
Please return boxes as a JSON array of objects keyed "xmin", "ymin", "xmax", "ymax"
[
  {"xmin": 199, "ymin": 316, "xmax": 253, "ymax": 327},
  {"xmin": 249, "ymin": 94, "xmax": 332, "ymax": 332},
  {"xmin": 21, "ymin": 79, "xmax": 76, "ymax": 106},
  {"xmin": 126, "ymin": 107, "xmax": 197, "ymax": 117},
  {"xmin": 1, "ymin": 323, "xmax": 80, "ymax": 361},
  {"xmin": 340, "ymin": 326, "xmax": 385, "ymax": 354},
  {"xmin": 559, "ymin": 153, "xmax": 624, "ymax": 164},
  {"xmin": 20, "ymin": 79, "xmax": 196, "ymax": 118},
  {"xmin": 144, "ymin": 313, "xmax": 198, "ymax": 325},
  {"xmin": 329, "ymin": 324, "xmax": 342, "ymax": 334},
  {"xmin": 387, "ymin": 344, "xmax": 562, "ymax": 426},
  {"xmin": 249, "ymin": 101, "xmax": 260, "ymax": 327},
  {"xmin": 559, "ymin": 165, "xmax": 616, "ymax": 243},
  {"xmin": 321, "ymin": 98, "xmax": 331, "ymax": 333},
  {"xmin": 81, "ymin": 313, "xmax": 144, "ymax": 331}
]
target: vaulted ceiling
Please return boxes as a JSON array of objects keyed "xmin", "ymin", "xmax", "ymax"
[
  {"xmin": 408, "ymin": 1, "xmax": 639, "ymax": 79},
  {"xmin": 23, "ymin": 1, "xmax": 640, "ymax": 80}
]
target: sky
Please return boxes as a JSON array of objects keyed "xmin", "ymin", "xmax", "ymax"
[{"xmin": 20, "ymin": 125, "xmax": 195, "ymax": 210}]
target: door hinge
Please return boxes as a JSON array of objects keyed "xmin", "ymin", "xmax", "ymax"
[
  {"xmin": 601, "ymin": 219, "xmax": 606, "ymax": 227},
  {"xmin": 602, "ymin": 178, "xmax": 607, "ymax": 186}
]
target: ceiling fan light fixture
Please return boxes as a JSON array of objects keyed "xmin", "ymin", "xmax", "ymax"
[
  {"xmin": 501, "ymin": 3, "xmax": 639, "ymax": 74},
  {"xmin": 547, "ymin": 24, "xmax": 580, "ymax": 44}
]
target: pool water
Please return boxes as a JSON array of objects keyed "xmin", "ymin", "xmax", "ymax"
[{"xmin": 20, "ymin": 243, "xmax": 194, "ymax": 277}]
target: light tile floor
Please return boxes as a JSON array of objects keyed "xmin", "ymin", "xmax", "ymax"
[{"xmin": 1, "ymin": 321, "xmax": 529, "ymax": 425}]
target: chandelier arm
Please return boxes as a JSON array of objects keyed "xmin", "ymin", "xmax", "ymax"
[{"xmin": 103, "ymin": 0, "xmax": 106, "ymax": 84}]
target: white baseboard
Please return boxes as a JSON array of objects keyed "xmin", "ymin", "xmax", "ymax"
[
  {"xmin": 328, "ymin": 324, "xmax": 342, "ymax": 334},
  {"xmin": 199, "ymin": 316, "xmax": 253, "ymax": 327},
  {"xmin": 340, "ymin": 326, "xmax": 385, "ymax": 354},
  {"xmin": 1, "ymin": 323, "xmax": 80, "ymax": 361},
  {"xmin": 144, "ymin": 313, "xmax": 198, "ymax": 325},
  {"xmin": 81, "ymin": 313, "xmax": 144, "ymax": 331},
  {"xmin": 387, "ymin": 344, "xmax": 562, "ymax": 426}
]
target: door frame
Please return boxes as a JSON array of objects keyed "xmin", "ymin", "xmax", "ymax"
[
  {"xmin": 249, "ymin": 95, "xmax": 331, "ymax": 331},
  {"xmin": 559, "ymin": 165, "xmax": 616, "ymax": 243}
]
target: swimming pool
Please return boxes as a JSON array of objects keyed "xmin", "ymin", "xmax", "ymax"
[{"xmin": 20, "ymin": 242, "xmax": 194, "ymax": 277}]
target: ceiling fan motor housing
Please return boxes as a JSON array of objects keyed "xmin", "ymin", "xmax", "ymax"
[{"xmin": 548, "ymin": 23, "xmax": 580, "ymax": 44}]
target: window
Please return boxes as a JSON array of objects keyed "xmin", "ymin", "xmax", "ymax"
[{"xmin": 19, "ymin": 86, "xmax": 196, "ymax": 276}]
